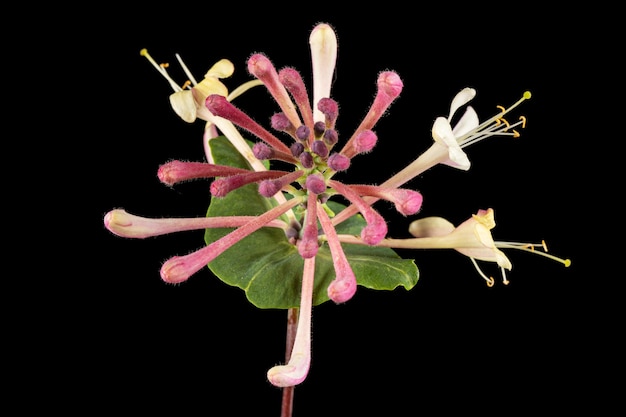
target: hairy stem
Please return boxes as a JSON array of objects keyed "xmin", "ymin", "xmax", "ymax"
[{"xmin": 281, "ymin": 308, "xmax": 298, "ymax": 417}]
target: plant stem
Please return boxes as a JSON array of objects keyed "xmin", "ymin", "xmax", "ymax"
[{"xmin": 280, "ymin": 308, "xmax": 298, "ymax": 417}]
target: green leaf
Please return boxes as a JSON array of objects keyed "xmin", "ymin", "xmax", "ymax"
[{"xmin": 204, "ymin": 136, "xmax": 419, "ymax": 309}]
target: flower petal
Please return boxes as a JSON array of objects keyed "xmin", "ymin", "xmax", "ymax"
[
  {"xmin": 169, "ymin": 90, "xmax": 197, "ymax": 123},
  {"xmin": 408, "ymin": 216, "xmax": 455, "ymax": 238},
  {"xmin": 432, "ymin": 117, "xmax": 470, "ymax": 170},
  {"xmin": 448, "ymin": 87, "xmax": 476, "ymax": 121},
  {"xmin": 204, "ymin": 58, "xmax": 235, "ymax": 79},
  {"xmin": 452, "ymin": 106, "xmax": 479, "ymax": 137},
  {"xmin": 309, "ymin": 23, "xmax": 338, "ymax": 123}
]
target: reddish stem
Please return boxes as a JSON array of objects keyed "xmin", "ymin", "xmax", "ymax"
[{"xmin": 281, "ymin": 308, "xmax": 298, "ymax": 417}]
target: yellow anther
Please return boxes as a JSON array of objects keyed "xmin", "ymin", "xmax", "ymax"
[
  {"xmin": 496, "ymin": 105, "xmax": 506, "ymax": 113},
  {"xmin": 500, "ymin": 118, "xmax": 510, "ymax": 128},
  {"xmin": 523, "ymin": 244, "xmax": 534, "ymax": 251},
  {"xmin": 519, "ymin": 115, "xmax": 527, "ymax": 128},
  {"xmin": 495, "ymin": 119, "xmax": 502, "ymax": 126},
  {"xmin": 160, "ymin": 62, "xmax": 170, "ymax": 69},
  {"xmin": 541, "ymin": 240, "xmax": 548, "ymax": 251},
  {"xmin": 181, "ymin": 80, "xmax": 192, "ymax": 89},
  {"xmin": 512, "ymin": 130, "xmax": 520, "ymax": 138},
  {"xmin": 486, "ymin": 276, "xmax": 495, "ymax": 287}
]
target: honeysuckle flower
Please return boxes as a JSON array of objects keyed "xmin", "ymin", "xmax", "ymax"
[
  {"xmin": 140, "ymin": 48, "xmax": 267, "ymax": 172},
  {"xmin": 386, "ymin": 88, "xmax": 532, "ymax": 186},
  {"xmin": 105, "ymin": 22, "xmax": 570, "ymax": 402},
  {"xmin": 331, "ymin": 88, "xmax": 531, "ymax": 226},
  {"xmin": 337, "ymin": 208, "xmax": 571, "ymax": 286}
]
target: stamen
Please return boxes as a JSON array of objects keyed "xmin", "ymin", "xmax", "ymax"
[
  {"xmin": 174, "ymin": 53, "xmax": 198, "ymax": 85},
  {"xmin": 470, "ymin": 257, "xmax": 495, "ymax": 287},
  {"xmin": 519, "ymin": 116, "xmax": 527, "ymax": 128},
  {"xmin": 501, "ymin": 268, "xmax": 510, "ymax": 285},
  {"xmin": 495, "ymin": 240, "xmax": 571, "ymax": 267},
  {"xmin": 140, "ymin": 48, "xmax": 184, "ymax": 92},
  {"xmin": 456, "ymin": 91, "xmax": 532, "ymax": 147}
]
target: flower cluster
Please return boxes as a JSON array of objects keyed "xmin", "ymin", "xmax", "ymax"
[{"xmin": 104, "ymin": 23, "xmax": 570, "ymax": 388}]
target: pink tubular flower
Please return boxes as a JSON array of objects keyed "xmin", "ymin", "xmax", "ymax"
[
  {"xmin": 328, "ymin": 180, "xmax": 388, "ymax": 245},
  {"xmin": 160, "ymin": 196, "xmax": 303, "ymax": 284},
  {"xmin": 340, "ymin": 71, "xmax": 403, "ymax": 158},
  {"xmin": 104, "ymin": 209, "xmax": 286, "ymax": 239},
  {"xmin": 317, "ymin": 202, "xmax": 357, "ymax": 303},
  {"xmin": 348, "ymin": 185, "xmax": 423, "ymax": 216},
  {"xmin": 266, "ymin": 257, "xmax": 315, "ymax": 387},
  {"xmin": 157, "ymin": 160, "xmax": 251, "ymax": 186}
]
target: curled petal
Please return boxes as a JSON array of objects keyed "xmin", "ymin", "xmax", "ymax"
[{"xmin": 448, "ymin": 87, "xmax": 476, "ymax": 121}]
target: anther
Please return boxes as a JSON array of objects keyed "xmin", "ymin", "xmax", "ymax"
[
  {"xmin": 519, "ymin": 116, "xmax": 527, "ymax": 128},
  {"xmin": 500, "ymin": 118, "xmax": 510, "ymax": 128},
  {"xmin": 497, "ymin": 105, "xmax": 506, "ymax": 113},
  {"xmin": 512, "ymin": 130, "xmax": 520, "ymax": 138}
]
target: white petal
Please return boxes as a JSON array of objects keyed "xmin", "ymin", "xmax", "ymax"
[
  {"xmin": 409, "ymin": 216, "xmax": 455, "ymax": 238},
  {"xmin": 204, "ymin": 59, "xmax": 234, "ymax": 79},
  {"xmin": 309, "ymin": 23, "xmax": 337, "ymax": 123},
  {"xmin": 452, "ymin": 106, "xmax": 479, "ymax": 137},
  {"xmin": 169, "ymin": 90, "xmax": 197, "ymax": 123},
  {"xmin": 448, "ymin": 87, "xmax": 476, "ymax": 122},
  {"xmin": 432, "ymin": 117, "xmax": 471, "ymax": 170},
  {"xmin": 431, "ymin": 117, "xmax": 454, "ymax": 144}
]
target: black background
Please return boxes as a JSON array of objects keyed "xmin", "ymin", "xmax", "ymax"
[{"xmin": 33, "ymin": 4, "xmax": 617, "ymax": 415}]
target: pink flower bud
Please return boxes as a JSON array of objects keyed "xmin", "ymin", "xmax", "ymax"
[
  {"xmin": 311, "ymin": 140, "xmax": 328, "ymax": 158},
  {"xmin": 361, "ymin": 217, "xmax": 388, "ymax": 246},
  {"xmin": 317, "ymin": 97, "xmax": 338, "ymax": 127},
  {"xmin": 270, "ymin": 112, "xmax": 293, "ymax": 132},
  {"xmin": 252, "ymin": 142, "xmax": 272, "ymax": 160},
  {"xmin": 157, "ymin": 160, "xmax": 248, "ymax": 186},
  {"xmin": 248, "ymin": 54, "xmax": 302, "ymax": 129},
  {"xmin": 353, "ymin": 130, "xmax": 377, "ymax": 154},
  {"xmin": 327, "ymin": 153, "xmax": 350, "ymax": 171},
  {"xmin": 378, "ymin": 70, "xmax": 403, "ymax": 100},
  {"xmin": 305, "ymin": 174, "xmax": 326, "ymax": 195},
  {"xmin": 279, "ymin": 67, "xmax": 314, "ymax": 133},
  {"xmin": 390, "ymin": 189, "xmax": 423, "ymax": 216},
  {"xmin": 327, "ymin": 274, "xmax": 357, "ymax": 304}
]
